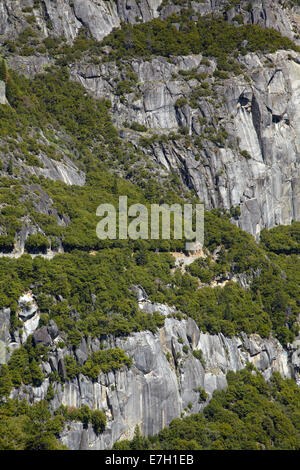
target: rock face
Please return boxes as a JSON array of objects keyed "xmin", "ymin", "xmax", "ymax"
[
  {"xmin": 0, "ymin": 293, "xmax": 42, "ymax": 363},
  {"xmin": 25, "ymin": 155, "xmax": 86, "ymax": 187},
  {"xmin": 0, "ymin": 307, "xmax": 11, "ymax": 364},
  {"xmin": 57, "ymin": 319, "xmax": 300, "ymax": 450},
  {"xmin": 0, "ymin": 0, "xmax": 162, "ymax": 42},
  {"xmin": 71, "ymin": 49, "xmax": 300, "ymax": 237},
  {"xmin": 0, "ymin": 1, "xmax": 299, "ymax": 236},
  {"xmin": 0, "ymin": 1, "xmax": 299, "ymax": 45},
  {"xmin": 0, "ymin": 0, "xmax": 299, "ymax": 450},
  {"xmin": 0, "ymin": 80, "xmax": 8, "ymax": 105},
  {"xmin": 18, "ymin": 293, "xmax": 40, "ymax": 343},
  {"xmin": 7, "ymin": 303, "xmax": 299, "ymax": 449}
]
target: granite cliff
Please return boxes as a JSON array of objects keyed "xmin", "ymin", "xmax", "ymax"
[
  {"xmin": 0, "ymin": 0, "xmax": 299, "ymax": 451},
  {"xmin": 0, "ymin": 0, "xmax": 299, "ymax": 237},
  {"xmin": 0, "ymin": 291, "xmax": 299, "ymax": 449}
]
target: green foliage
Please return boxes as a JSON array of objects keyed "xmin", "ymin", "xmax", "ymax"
[
  {"xmin": 24, "ymin": 233, "xmax": 50, "ymax": 254},
  {"xmin": 16, "ymin": 400, "xmax": 65, "ymax": 450},
  {"xmin": 0, "ymin": 38, "xmax": 297, "ymax": 362},
  {"xmin": 129, "ymin": 122, "xmax": 148, "ymax": 132},
  {"xmin": 0, "ymin": 365, "xmax": 12, "ymax": 398},
  {"xmin": 101, "ymin": 15, "xmax": 299, "ymax": 62},
  {"xmin": 240, "ymin": 149, "xmax": 252, "ymax": 159},
  {"xmin": 260, "ymin": 222, "xmax": 300, "ymax": 255},
  {"xmin": 114, "ymin": 424, "xmax": 149, "ymax": 450},
  {"xmin": 0, "ymin": 205, "xmax": 298, "ymax": 347},
  {"xmin": 2, "ymin": 337, "xmax": 49, "ymax": 392},
  {"xmin": 0, "ymin": 235, "xmax": 14, "ymax": 253},
  {"xmin": 81, "ymin": 349, "xmax": 133, "ymax": 380},
  {"xmin": 91, "ymin": 409, "xmax": 107, "ymax": 435},
  {"xmin": 0, "ymin": 397, "xmax": 107, "ymax": 449},
  {"xmin": 57, "ymin": 403, "xmax": 107, "ymax": 434},
  {"xmin": 64, "ymin": 356, "xmax": 81, "ymax": 380},
  {"xmin": 175, "ymin": 97, "xmax": 188, "ymax": 108},
  {"xmin": 0, "ymin": 60, "xmax": 7, "ymax": 82},
  {"xmin": 194, "ymin": 387, "xmax": 208, "ymax": 403},
  {"xmin": 192, "ymin": 349, "xmax": 206, "ymax": 368}
]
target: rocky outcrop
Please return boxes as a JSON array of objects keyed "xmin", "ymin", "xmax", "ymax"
[
  {"xmin": 0, "ymin": 1, "xmax": 299, "ymax": 45},
  {"xmin": 18, "ymin": 293, "xmax": 40, "ymax": 343},
  {"xmin": 0, "ymin": 307, "xmax": 11, "ymax": 364},
  {"xmin": 0, "ymin": 293, "xmax": 41, "ymax": 364},
  {"xmin": 0, "ymin": 2, "xmax": 299, "ymax": 236},
  {"xmin": 71, "ymin": 49, "xmax": 300, "ymax": 237},
  {"xmin": 24, "ymin": 154, "xmax": 86, "ymax": 187},
  {"xmin": 6, "ymin": 300, "xmax": 299, "ymax": 449},
  {"xmin": 0, "ymin": 0, "xmax": 163, "ymax": 42},
  {"xmin": 0, "ymin": 80, "xmax": 8, "ymax": 105},
  {"xmin": 1, "ymin": 288, "xmax": 299, "ymax": 449},
  {"xmin": 55, "ymin": 320, "xmax": 299, "ymax": 449}
]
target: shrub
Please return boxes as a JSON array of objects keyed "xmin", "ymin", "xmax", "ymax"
[
  {"xmin": 0, "ymin": 235, "xmax": 14, "ymax": 253},
  {"xmin": 130, "ymin": 122, "xmax": 148, "ymax": 132},
  {"xmin": 25, "ymin": 233, "xmax": 50, "ymax": 254},
  {"xmin": 91, "ymin": 410, "xmax": 106, "ymax": 435},
  {"xmin": 240, "ymin": 149, "xmax": 252, "ymax": 159}
]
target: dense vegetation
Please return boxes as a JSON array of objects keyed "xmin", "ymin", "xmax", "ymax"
[
  {"xmin": 0, "ymin": 48, "xmax": 298, "ymax": 404},
  {"xmin": 0, "ymin": 62, "xmax": 298, "ymax": 351},
  {"xmin": 113, "ymin": 366, "xmax": 300, "ymax": 450},
  {"xmin": 0, "ymin": 3, "xmax": 299, "ymax": 451},
  {"xmin": 0, "ymin": 398, "xmax": 106, "ymax": 450},
  {"xmin": 101, "ymin": 14, "xmax": 300, "ymax": 62}
]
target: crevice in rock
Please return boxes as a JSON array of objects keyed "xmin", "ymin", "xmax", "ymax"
[
  {"xmin": 40, "ymin": 0, "xmax": 50, "ymax": 24},
  {"xmin": 267, "ymin": 69, "xmax": 283, "ymax": 88},
  {"xmin": 272, "ymin": 114, "xmax": 282, "ymax": 124},
  {"xmin": 238, "ymin": 95, "xmax": 250, "ymax": 107},
  {"xmin": 106, "ymin": 388, "xmax": 114, "ymax": 421},
  {"xmin": 251, "ymin": 93, "xmax": 264, "ymax": 161}
]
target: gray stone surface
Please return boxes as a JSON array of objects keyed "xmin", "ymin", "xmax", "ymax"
[
  {"xmin": 71, "ymin": 49, "xmax": 300, "ymax": 238},
  {"xmin": 33, "ymin": 326, "xmax": 52, "ymax": 347},
  {"xmin": 1, "ymin": 1, "xmax": 299, "ymax": 45},
  {"xmin": 0, "ymin": 1, "xmax": 298, "ymax": 237},
  {"xmin": 0, "ymin": 0, "xmax": 299, "ymax": 451},
  {"xmin": 0, "ymin": 80, "xmax": 8, "ymax": 105},
  {"xmin": 0, "ymin": 308, "xmax": 11, "ymax": 364},
  {"xmin": 6, "ymin": 303, "xmax": 299, "ymax": 449}
]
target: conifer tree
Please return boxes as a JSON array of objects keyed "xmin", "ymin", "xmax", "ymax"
[
  {"xmin": 0, "ymin": 365, "xmax": 12, "ymax": 398},
  {"xmin": 0, "ymin": 59, "xmax": 7, "ymax": 83},
  {"xmin": 7, "ymin": 157, "xmax": 13, "ymax": 175}
]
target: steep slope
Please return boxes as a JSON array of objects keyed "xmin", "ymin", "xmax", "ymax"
[
  {"xmin": 0, "ymin": 0, "xmax": 299, "ymax": 451},
  {"xmin": 0, "ymin": 1, "xmax": 299, "ymax": 236}
]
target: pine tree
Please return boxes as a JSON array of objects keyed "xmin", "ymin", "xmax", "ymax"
[
  {"xmin": 7, "ymin": 157, "xmax": 13, "ymax": 175},
  {"xmin": 6, "ymin": 76, "xmax": 21, "ymax": 105},
  {"xmin": 23, "ymin": 401, "xmax": 59, "ymax": 450},
  {"xmin": 0, "ymin": 365, "xmax": 12, "ymax": 398},
  {"xmin": 112, "ymin": 174, "xmax": 118, "ymax": 194},
  {"xmin": 0, "ymin": 60, "xmax": 7, "ymax": 83},
  {"xmin": 29, "ymin": 360, "xmax": 44, "ymax": 387},
  {"xmin": 130, "ymin": 425, "xmax": 145, "ymax": 450}
]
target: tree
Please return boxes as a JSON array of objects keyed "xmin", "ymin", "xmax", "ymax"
[
  {"xmin": 24, "ymin": 233, "xmax": 50, "ymax": 254},
  {"xmin": 6, "ymin": 76, "xmax": 21, "ymax": 106},
  {"xmin": 29, "ymin": 360, "xmax": 44, "ymax": 387},
  {"xmin": 0, "ymin": 60, "xmax": 7, "ymax": 82},
  {"xmin": 7, "ymin": 157, "xmax": 13, "ymax": 175},
  {"xmin": 130, "ymin": 425, "xmax": 147, "ymax": 450},
  {"xmin": 23, "ymin": 401, "xmax": 63, "ymax": 450},
  {"xmin": 0, "ymin": 365, "xmax": 12, "ymax": 398},
  {"xmin": 91, "ymin": 410, "xmax": 106, "ymax": 435}
]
